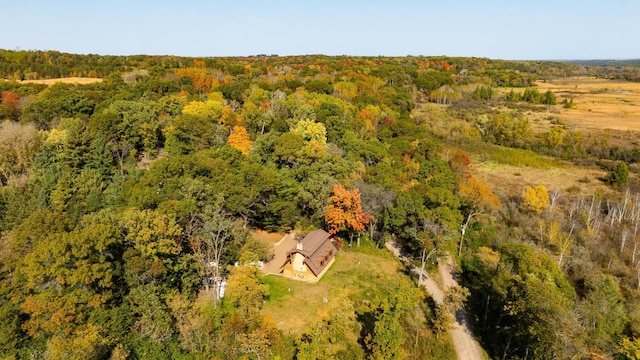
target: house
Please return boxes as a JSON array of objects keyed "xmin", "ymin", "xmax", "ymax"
[{"xmin": 281, "ymin": 229, "xmax": 338, "ymax": 282}]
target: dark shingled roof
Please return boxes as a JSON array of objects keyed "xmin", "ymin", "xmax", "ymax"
[{"xmin": 287, "ymin": 229, "xmax": 337, "ymax": 276}]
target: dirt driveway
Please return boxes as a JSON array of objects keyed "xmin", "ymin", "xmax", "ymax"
[
  {"xmin": 261, "ymin": 233, "xmax": 296, "ymax": 275},
  {"xmin": 385, "ymin": 242, "xmax": 484, "ymax": 360}
]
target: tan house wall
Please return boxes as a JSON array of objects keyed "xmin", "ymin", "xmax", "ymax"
[
  {"xmin": 282, "ymin": 256, "xmax": 336, "ymax": 283},
  {"xmin": 291, "ymin": 253, "xmax": 306, "ymax": 272}
]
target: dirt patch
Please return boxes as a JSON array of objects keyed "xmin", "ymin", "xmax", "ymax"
[
  {"xmin": 260, "ymin": 233, "xmax": 295, "ymax": 275},
  {"xmin": 18, "ymin": 77, "xmax": 103, "ymax": 86},
  {"xmin": 252, "ymin": 229, "xmax": 286, "ymax": 244}
]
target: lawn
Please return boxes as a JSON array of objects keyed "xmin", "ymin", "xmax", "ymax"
[{"xmin": 261, "ymin": 239, "xmax": 407, "ymax": 334}]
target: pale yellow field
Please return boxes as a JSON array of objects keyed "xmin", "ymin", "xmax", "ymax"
[
  {"xmin": 18, "ymin": 77, "xmax": 103, "ymax": 86},
  {"xmin": 536, "ymin": 77, "xmax": 640, "ymax": 132}
]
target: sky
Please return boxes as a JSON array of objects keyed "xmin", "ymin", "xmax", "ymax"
[{"xmin": 1, "ymin": 0, "xmax": 639, "ymax": 60}]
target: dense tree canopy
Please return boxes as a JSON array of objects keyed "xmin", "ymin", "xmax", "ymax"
[{"xmin": 1, "ymin": 50, "xmax": 639, "ymax": 359}]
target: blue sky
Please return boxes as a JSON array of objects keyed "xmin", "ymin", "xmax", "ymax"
[{"xmin": 1, "ymin": 0, "xmax": 638, "ymax": 60}]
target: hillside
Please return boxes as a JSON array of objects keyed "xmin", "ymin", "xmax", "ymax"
[{"xmin": 1, "ymin": 51, "xmax": 640, "ymax": 359}]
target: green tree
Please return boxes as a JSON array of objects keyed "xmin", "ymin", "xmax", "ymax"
[
  {"xmin": 90, "ymin": 100, "xmax": 158, "ymax": 172},
  {"xmin": 480, "ymin": 112, "xmax": 532, "ymax": 148},
  {"xmin": 363, "ymin": 286, "xmax": 419, "ymax": 360},
  {"xmin": 472, "ymin": 85, "xmax": 494, "ymax": 101},
  {"xmin": 462, "ymin": 242, "xmax": 585, "ymax": 359},
  {"xmin": 366, "ymin": 301, "xmax": 403, "ymax": 360},
  {"xmin": 608, "ymin": 161, "xmax": 629, "ymax": 186},
  {"xmin": 541, "ymin": 89, "xmax": 557, "ymax": 105},
  {"xmin": 127, "ymin": 283, "xmax": 174, "ymax": 344},
  {"xmin": 225, "ymin": 264, "xmax": 268, "ymax": 321},
  {"xmin": 21, "ymin": 86, "xmax": 95, "ymax": 129},
  {"xmin": 295, "ymin": 304, "xmax": 359, "ymax": 360},
  {"xmin": 19, "ymin": 210, "xmax": 122, "ymax": 338},
  {"xmin": 579, "ymin": 273, "xmax": 628, "ymax": 352},
  {"xmin": 192, "ymin": 199, "xmax": 239, "ymax": 298}
]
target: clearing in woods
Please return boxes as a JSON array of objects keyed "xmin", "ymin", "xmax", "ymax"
[
  {"xmin": 261, "ymin": 246, "xmax": 401, "ymax": 334},
  {"xmin": 18, "ymin": 77, "xmax": 103, "ymax": 86},
  {"xmin": 472, "ymin": 160, "xmax": 613, "ymax": 199},
  {"xmin": 261, "ymin": 242, "xmax": 456, "ymax": 357}
]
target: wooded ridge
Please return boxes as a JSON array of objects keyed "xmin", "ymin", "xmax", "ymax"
[{"xmin": 1, "ymin": 50, "xmax": 640, "ymax": 359}]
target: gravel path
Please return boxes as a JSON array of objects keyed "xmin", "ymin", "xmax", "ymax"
[{"xmin": 385, "ymin": 242, "xmax": 484, "ymax": 360}]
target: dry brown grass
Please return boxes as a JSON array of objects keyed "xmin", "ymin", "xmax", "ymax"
[
  {"xmin": 252, "ymin": 229, "xmax": 286, "ymax": 244},
  {"xmin": 18, "ymin": 77, "xmax": 103, "ymax": 86},
  {"xmin": 471, "ymin": 160, "xmax": 614, "ymax": 199},
  {"xmin": 490, "ymin": 78, "xmax": 640, "ymax": 149},
  {"xmin": 536, "ymin": 77, "xmax": 640, "ymax": 132},
  {"xmin": 471, "ymin": 77, "xmax": 640, "ymax": 199}
]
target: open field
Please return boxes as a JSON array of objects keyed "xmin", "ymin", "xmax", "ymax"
[
  {"xmin": 536, "ymin": 77, "xmax": 640, "ymax": 132},
  {"xmin": 18, "ymin": 77, "xmax": 103, "ymax": 86},
  {"xmin": 471, "ymin": 159, "xmax": 613, "ymax": 199},
  {"xmin": 415, "ymin": 81, "xmax": 632, "ymax": 199},
  {"xmin": 489, "ymin": 78, "xmax": 640, "ymax": 149}
]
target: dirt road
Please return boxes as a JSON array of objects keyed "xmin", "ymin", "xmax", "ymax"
[{"xmin": 385, "ymin": 242, "xmax": 484, "ymax": 360}]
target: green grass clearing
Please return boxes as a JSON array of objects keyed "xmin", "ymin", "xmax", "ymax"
[
  {"xmin": 459, "ymin": 140, "xmax": 561, "ymax": 168},
  {"xmin": 261, "ymin": 242, "xmax": 407, "ymax": 334}
]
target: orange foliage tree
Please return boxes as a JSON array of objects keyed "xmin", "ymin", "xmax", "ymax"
[
  {"xmin": 1, "ymin": 91, "xmax": 20, "ymax": 108},
  {"xmin": 1, "ymin": 91, "xmax": 21, "ymax": 120},
  {"xmin": 325, "ymin": 183, "xmax": 373, "ymax": 247},
  {"xmin": 227, "ymin": 125, "xmax": 252, "ymax": 155},
  {"xmin": 174, "ymin": 68, "xmax": 218, "ymax": 94}
]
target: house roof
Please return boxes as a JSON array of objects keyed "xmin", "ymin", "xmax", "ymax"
[{"xmin": 288, "ymin": 229, "xmax": 337, "ymax": 276}]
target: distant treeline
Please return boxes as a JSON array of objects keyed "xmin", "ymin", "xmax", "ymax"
[
  {"xmin": 568, "ymin": 59, "xmax": 640, "ymax": 66},
  {"xmin": 0, "ymin": 49, "xmax": 609, "ymax": 82}
]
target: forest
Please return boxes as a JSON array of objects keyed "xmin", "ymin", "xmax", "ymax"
[{"xmin": 1, "ymin": 49, "xmax": 640, "ymax": 359}]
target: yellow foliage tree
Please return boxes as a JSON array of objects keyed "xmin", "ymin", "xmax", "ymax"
[
  {"xmin": 227, "ymin": 125, "xmax": 252, "ymax": 155},
  {"xmin": 459, "ymin": 176, "xmax": 501, "ymax": 212},
  {"xmin": 521, "ymin": 185, "xmax": 549, "ymax": 213},
  {"xmin": 182, "ymin": 99, "xmax": 224, "ymax": 122},
  {"xmin": 44, "ymin": 324, "xmax": 108, "ymax": 360},
  {"xmin": 458, "ymin": 176, "xmax": 501, "ymax": 256}
]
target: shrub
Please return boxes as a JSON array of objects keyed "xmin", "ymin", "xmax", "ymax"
[{"xmin": 607, "ymin": 162, "xmax": 629, "ymax": 186}]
